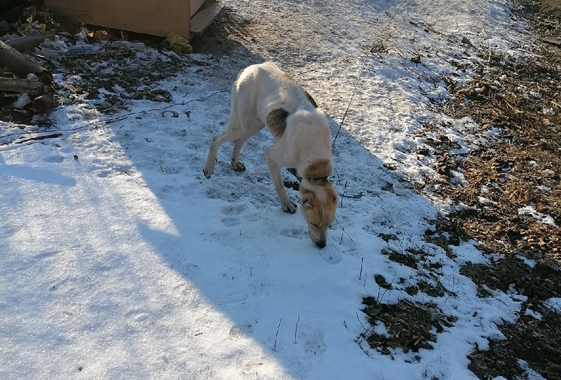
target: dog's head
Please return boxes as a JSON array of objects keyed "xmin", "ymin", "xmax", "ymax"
[{"xmin": 300, "ymin": 181, "xmax": 338, "ymax": 248}]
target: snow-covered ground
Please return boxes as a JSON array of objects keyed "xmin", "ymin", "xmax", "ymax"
[{"xmin": 0, "ymin": 0, "xmax": 550, "ymax": 379}]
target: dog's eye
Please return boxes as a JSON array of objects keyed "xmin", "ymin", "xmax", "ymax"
[{"xmin": 311, "ymin": 223, "xmax": 319, "ymax": 228}]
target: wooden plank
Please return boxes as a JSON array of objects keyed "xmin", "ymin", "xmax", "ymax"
[
  {"xmin": 45, "ymin": 0, "xmax": 191, "ymax": 39},
  {"xmin": 190, "ymin": 1, "xmax": 223, "ymax": 35},
  {"xmin": 0, "ymin": 78, "xmax": 44, "ymax": 94}
]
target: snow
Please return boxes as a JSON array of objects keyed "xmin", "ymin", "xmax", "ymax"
[
  {"xmin": 518, "ymin": 206, "xmax": 558, "ymax": 227},
  {"xmin": 0, "ymin": 0, "xmax": 541, "ymax": 379},
  {"xmin": 545, "ymin": 298, "xmax": 561, "ymax": 313}
]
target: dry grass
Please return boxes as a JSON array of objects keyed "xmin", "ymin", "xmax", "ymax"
[
  {"xmin": 425, "ymin": 2, "xmax": 561, "ymax": 262},
  {"xmin": 362, "ymin": 2, "xmax": 561, "ymax": 378},
  {"xmin": 428, "ymin": 1, "xmax": 561, "ymax": 378}
]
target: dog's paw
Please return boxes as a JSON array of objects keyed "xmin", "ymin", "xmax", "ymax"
[
  {"xmin": 231, "ymin": 160, "xmax": 246, "ymax": 172},
  {"xmin": 203, "ymin": 167, "xmax": 213, "ymax": 178},
  {"xmin": 282, "ymin": 200, "xmax": 297, "ymax": 214}
]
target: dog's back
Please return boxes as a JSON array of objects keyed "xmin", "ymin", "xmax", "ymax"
[{"xmin": 235, "ymin": 62, "xmax": 317, "ymax": 122}]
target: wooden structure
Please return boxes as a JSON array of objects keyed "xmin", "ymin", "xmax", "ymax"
[{"xmin": 44, "ymin": 0, "xmax": 222, "ymax": 40}]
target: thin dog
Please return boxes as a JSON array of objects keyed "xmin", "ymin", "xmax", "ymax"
[{"xmin": 203, "ymin": 62, "xmax": 338, "ymax": 248}]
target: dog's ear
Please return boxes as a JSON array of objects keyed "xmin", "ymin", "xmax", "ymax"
[
  {"xmin": 301, "ymin": 189, "xmax": 314, "ymax": 210},
  {"xmin": 328, "ymin": 185, "xmax": 338, "ymax": 204}
]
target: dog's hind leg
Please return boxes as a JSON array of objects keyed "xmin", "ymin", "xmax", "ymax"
[
  {"xmin": 203, "ymin": 118, "xmax": 243, "ymax": 178},
  {"xmin": 231, "ymin": 137, "xmax": 248, "ymax": 172},
  {"xmin": 265, "ymin": 145, "xmax": 297, "ymax": 213},
  {"xmin": 230, "ymin": 119, "xmax": 264, "ymax": 172}
]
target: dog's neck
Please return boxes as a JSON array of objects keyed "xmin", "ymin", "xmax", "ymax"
[
  {"xmin": 305, "ymin": 176, "xmax": 329, "ymax": 186},
  {"xmin": 300, "ymin": 159, "xmax": 332, "ymax": 186}
]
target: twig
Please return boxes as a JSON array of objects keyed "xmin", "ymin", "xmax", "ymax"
[
  {"xmin": 340, "ymin": 192, "xmax": 364, "ymax": 200},
  {"xmin": 294, "ymin": 314, "xmax": 300, "ymax": 344},
  {"xmin": 0, "ymin": 123, "xmax": 89, "ymax": 146},
  {"xmin": 359, "ymin": 257, "xmax": 364, "ymax": 280},
  {"xmin": 273, "ymin": 318, "xmax": 283, "ymax": 351},
  {"xmin": 105, "ymin": 90, "xmax": 229, "ymax": 123},
  {"xmin": 379, "ymin": 272, "xmax": 398, "ymax": 302},
  {"xmin": 356, "ymin": 311, "xmax": 370, "ymax": 334},
  {"xmin": 10, "ymin": 132, "xmax": 62, "ymax": 144},
  {"xmin": 340, "ymin": 180, "xmax": 348, "ymax": 208},
  {"xmin": 334, "ymin": 218, "xmax": 354, "ymax": 243}
]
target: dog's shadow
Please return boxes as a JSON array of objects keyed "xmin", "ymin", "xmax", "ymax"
[{"xmin": 284, "ymin": 168, "xmax": 301, "ymax": 190}]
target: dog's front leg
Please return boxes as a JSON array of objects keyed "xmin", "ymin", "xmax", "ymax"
[{"xmin": 265, "ymin": 147, "xmax": 297, "ymax": 214}]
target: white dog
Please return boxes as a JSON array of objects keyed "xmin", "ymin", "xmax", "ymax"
[{"xmin": 203, "ymin": 62, "xmax": 338, "ymax": 248}]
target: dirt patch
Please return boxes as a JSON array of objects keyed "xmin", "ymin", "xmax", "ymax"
[
  {"xmin": 361, "ymin": 297, "xmax": 457, "ymax": 357},
  {"xmin": 54, "ymin": 41, "xmax": 182, "ymax": 107},
  {"xmin": 382, "ymin": 247, "xmax": 418, "ymax": 269},
  {"xmin": 468, "ymin": 302, "xmax": 561, "ymax": 380},
  {"xmin": 460, "ymin": 254, "xmax": 561, "ymax": 379},
  {"xmin": 461, "ymin": 256, "xmax": 561, "ymax": 301}
]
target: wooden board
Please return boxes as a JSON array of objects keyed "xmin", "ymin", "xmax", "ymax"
[
  {"xmin": 190, "ymin": 2, "xmax": 223, "ymax": 35},
  {"xmin": 45, "ymin": 0, "xmax": 194, "ymax": 39}
]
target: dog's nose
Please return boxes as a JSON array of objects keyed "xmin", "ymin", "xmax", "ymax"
[{"xmin": 316, "ymin": 240, "xmax": 326, "ymax": 249}]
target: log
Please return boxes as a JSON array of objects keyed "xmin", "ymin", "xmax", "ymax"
[
  {"xmin": 543, "ymin": 37, "xmax": 561, "ymax": 47},
  {"xmin": 5, "ymin": 31, "xmax": 55, "ymax": 52},
  {"xmin": 0, "ymin": 77, "xmax": 44, "ymax": 94},
  {"xmin": 0, "ymin": 40, "xmax": 52, "ymax": 84}
]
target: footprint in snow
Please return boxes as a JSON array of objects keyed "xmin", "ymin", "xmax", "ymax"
[
  {"xmin": 44, "ymin": 154, "xmax": 64, "ymax": 163},
  {"xmin": 181, "ymin": 263, "xmax": 201, "ymax": 280},
  {"xmin": 299, "ymin": 328, "xmax": 326, "ymax": 357},
  {"xmin": 32, "ymin": 250, "xmax": 60, "ymax": 261},
  {"xmin": 125, "ymin": 310, "xmax": 153, "ymax": 330},
  {"xmin": 221, "ymin": 203, "xmax": 248, "ymax": 214},
  {"xmin": 0, "ymin": 224, "xmax": 22, "ymax": 239},
  {"xmin": 221, "ymin": 216, "xmax": 240, "ymax": 227},
  {"xmin": 220, "ymin": 203, "xmax": 249, "ymax": 226},
  {"xmin": 228, "ymin": 324, "xmax": 253, "ymax": 340},
  {"xmin": 280, "ymin": 227, "xmax": 307, "ymax": 239},
  {"xmin": 319, "ymin": 247, "xmax": 342, "ymax": 264}
]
